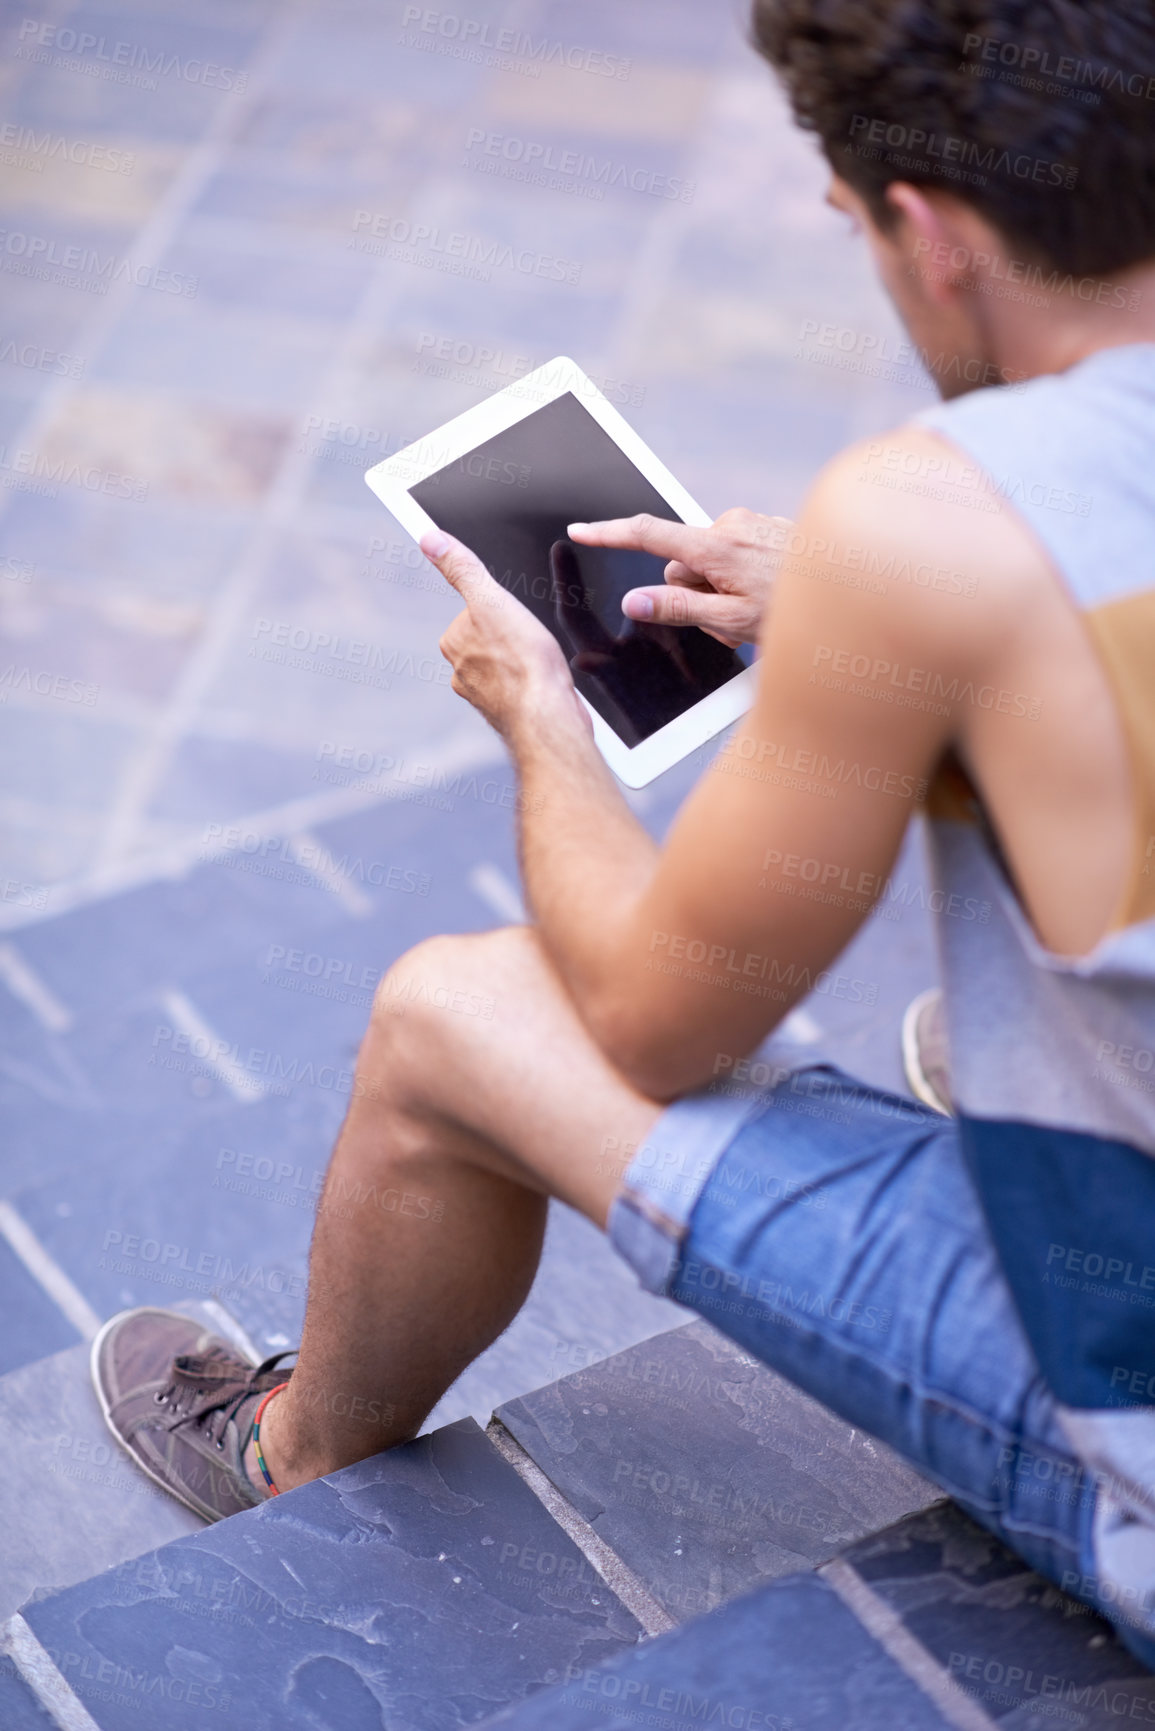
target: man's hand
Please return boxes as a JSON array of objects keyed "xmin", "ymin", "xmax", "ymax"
[
  {"xmin": 568, "ymin": 507, "xmax": 793, "ymax": 647},
  {"xmin": 422, "ymin": 530, "xmax": 588, "ymax": 743}
]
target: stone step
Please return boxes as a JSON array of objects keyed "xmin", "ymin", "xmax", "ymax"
[
  {"xmin": 495, "ymin": 1316, "xmax": 940, "ymax": 1624},
  {"xmin": 0, "ymin": 1654, "xmax": 55, "ymax": 1728},
  {"xmin": 6, "ymin": 1417, "xmax": 644, "ymax": 1731},
  {"xmin": 479, "ymin": 1502, "xmax": 1155, "ymax": 1731},
  {"xmin": 0, "ymin": 1318, "xmax": 241, "ymax": 1625}
]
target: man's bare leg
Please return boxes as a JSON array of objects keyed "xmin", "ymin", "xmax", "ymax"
[{"xmin": 252, "ymin": 925, "xmax": 665, "ymax": 1492}]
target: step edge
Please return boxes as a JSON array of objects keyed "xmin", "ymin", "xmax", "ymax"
[
  {"xmin": 2, "ymin": 1612, "xmax": 101, "ymax": 1731},
  {"xmin": 819, "ymin": 1556, "xmax": 1000, "ymax": 1731},
  {"xmin": 486, "ymin": 1418, "xmax": 674, "ymax": 1639}
]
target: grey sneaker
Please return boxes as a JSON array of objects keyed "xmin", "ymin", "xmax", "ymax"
[
  {"xmin": 902, "ymin": 987, "xmax": 954, "ymax": 1117},
  {"xmin": 91, "ymin": 1307, "xmax": 295, "ymax": 1522}
]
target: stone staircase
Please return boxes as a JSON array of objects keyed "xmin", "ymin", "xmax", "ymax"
[
  {"xmin": 2, "ymin": 807, "xmax": 1151, "ymax": 1726},
  {"xmin": 3, "ymin": 1318, "xmax": 1152, "ymax": 1729}
]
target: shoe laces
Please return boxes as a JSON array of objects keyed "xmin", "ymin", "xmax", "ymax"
[{"xmin": 154, "ymin": 1347, "xmax": 295, "ymax": 1450}]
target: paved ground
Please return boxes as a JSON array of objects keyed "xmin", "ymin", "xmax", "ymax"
[{"xmin": 0, "ymin": 0, "xmax": 941, "ymax": 1424}]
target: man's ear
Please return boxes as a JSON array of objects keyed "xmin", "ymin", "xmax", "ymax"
[{"xmin": 882, "ymin": 182, "xmax": 958, "ymax": 304}]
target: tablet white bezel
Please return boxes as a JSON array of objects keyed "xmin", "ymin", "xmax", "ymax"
[{"xmin": 364, "ymin": 355, "xmax": 756, "ymax": 787}]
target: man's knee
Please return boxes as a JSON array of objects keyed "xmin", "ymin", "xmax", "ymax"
[{"xmin": 363, "ymin": 927, "xmax": 526, "ymax": 1062}]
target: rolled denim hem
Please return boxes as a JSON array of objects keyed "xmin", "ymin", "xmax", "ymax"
[{"xmin": 607, "ymin": 1063, "xmax": 826, "ymax": 1296}]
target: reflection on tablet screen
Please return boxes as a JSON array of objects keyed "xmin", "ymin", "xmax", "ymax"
[{"xmin": 409, "ymin": 391, "xmax": 748, "ymax": 746}]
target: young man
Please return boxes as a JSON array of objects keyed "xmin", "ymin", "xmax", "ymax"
[{"xmin": 92, "ymin": 0, "xmax": 1155, "ymax": 1666}]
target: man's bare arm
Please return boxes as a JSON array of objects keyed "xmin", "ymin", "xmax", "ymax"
[{"xmin": 425, "ymin": 428, "xmax": 1004, "ymax": 1099}]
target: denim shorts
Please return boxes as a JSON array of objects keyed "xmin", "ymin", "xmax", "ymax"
[{"xmin": 607, "ymin": 1062, "xmax": 1152, "ymax": 1665}]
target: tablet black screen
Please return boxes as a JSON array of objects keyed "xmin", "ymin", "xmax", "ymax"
[{"xmin": 409, "ymin": 391, "xmax": 747, "ymax": 747}]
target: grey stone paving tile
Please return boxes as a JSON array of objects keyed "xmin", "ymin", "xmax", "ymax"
[
  {"xmin": 0, "ymin": 389, "xmax": 34, "ymax": 445},
  {"xmin": 0, "ymin": 822, "xmax": 456, "ymax": 1195},
  {"xmin": 234, "ymin": 93, "xmax": 471, "ymax": 183},
  {"xmin": 92, "ymin": 299, "xmax": 342, "ymax": 413},
  {"xmin": 1, "ymin": 598, "xmax": 194, "ymax": 705},
  {"xmin": 385, "ymin": 274, "xmax": 624, "ymax": 368},
  {"xmin": 5, "ymin": 62, "xmax": 242, "ymax": 146},
  {"xmin": 87, "ymin": 0, "xmax": 276, "ymax": 22},
  {"xmin": 636, "ymin": 370, "xmax": 857, "ymax": 523},
  {"xmin": 0, "ymin": 1655, "xmax": 54, "ymax": 1729},
  {"xmin": 0, "ymin": 708, "xmax": 141, "ymax": 816},
  {"xmin": 146, "ymin": 733, "xmax": 330, "ymax": 825},
  {"xmin": 454, "ymin": 128, "xmax": 696, "ymax": 213},
  {"xmin": 479, "ymin": 1569, "xmax": 950, "ymax": 1730},
  {"xmin": 15, "ymin": 1087, "xmax": 328, "ymax": 1349},
  {"xmin": 0, "ymin": 1342, "xmax": 201, "ymax": 1624},
  {"xmin": 535, "ymin": 0, "xmax": 736, "ymax": 63},
  {"xmin": 190, "ymin": 154, "xmax": 415, "ymax": 234},
  {"xmin": 0, "ymin": 1233, "xmax": 80, "ymax": 1378},
  {"xmin": 0, "ymin": 489, "xmax": 250, "ymax": 597},
  {"xmin": 496, "ymin": 1318, "xmax": 940, "ymax": 1624},
  {"xmin": 267, "ymin": 15, "xmax": 487, "ymax": 99},
  {"xmin": 160, "ymin": 229, "xmax": 373, "ymax": 320},
  {"xmin": 19, "ymin": 1418, "xmax": 644, "ymax": 1731},
  {"xmin": 0, "ymin": 281, "xmax": 92, "ymax": 367},
  {"xmin": 839, "ymin": 1503, "xmax": 1155, "ymax": 1725}
]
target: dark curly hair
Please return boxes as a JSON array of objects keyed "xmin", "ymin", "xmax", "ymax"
[{"xmin": 751, "ymin": 0, "xmax": 1155, "ymax": 275}]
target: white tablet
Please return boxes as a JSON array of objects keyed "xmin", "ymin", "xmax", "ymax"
[{"xmin": 364, "ymin": 356, "xmax": 757, "ymax": 787}]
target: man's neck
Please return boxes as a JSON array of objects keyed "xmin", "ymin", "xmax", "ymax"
[{"xmin": 980, "ymin": 257, "xmax": 1155, "ymax": 385}]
